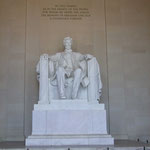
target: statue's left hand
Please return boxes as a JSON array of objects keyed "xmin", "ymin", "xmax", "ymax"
[{"xmin": 85, "ymin": 54, "xmax": 93, "ymax": 60}]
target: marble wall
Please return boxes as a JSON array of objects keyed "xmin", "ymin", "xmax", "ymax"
[
  {"xmin": 0, "ymin": 0, "xmax": 150, "ymax": 141},
  {"xmin": 0, "ymin": 0, "xmax": 26, "ymax": 141},
  {"xmin": 106, "ymin": 0, "xmax": 150, "ymax": 140}
]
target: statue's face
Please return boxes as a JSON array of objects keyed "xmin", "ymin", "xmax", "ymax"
[{"xmin": 64, "ymin": 39, "xmax": 72, "ymax": 51}]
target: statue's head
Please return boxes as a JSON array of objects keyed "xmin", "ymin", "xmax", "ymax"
[{"xmin": 63, "ymin": 37, "xmax": 72, "ymax": 52}]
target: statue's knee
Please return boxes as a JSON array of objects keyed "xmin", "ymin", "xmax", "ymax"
[
  {"xmin": 74, "ymin": 68, "xmax": 82, "ymax": 76},
  {"xmin": 56, "ymin": 67, "xmax": 64, "ymax": 74}
]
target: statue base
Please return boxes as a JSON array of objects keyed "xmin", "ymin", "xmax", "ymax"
[
  {"xmin": 26, "ymin": 100, "xmax": 114, "ymax": 146},
  {"xmin": 26, "ymin": 135, "xmax": 113, "ymax": 146}
]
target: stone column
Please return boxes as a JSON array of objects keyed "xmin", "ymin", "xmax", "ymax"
[{"xmin": 38, "ymin": 54, "xmax": 49, "ymax": 104}]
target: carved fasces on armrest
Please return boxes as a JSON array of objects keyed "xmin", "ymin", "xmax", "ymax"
[
  {"xmin": 87, "ymin": 57, "xmax": 102, "ymax": 103},
  {"xmin": 36, "ymin": 54, "xmax": 49, "ymax": 81},
  {"xmin": 38, "ymin": 53, "xmax": 49, "ymax": 104}
]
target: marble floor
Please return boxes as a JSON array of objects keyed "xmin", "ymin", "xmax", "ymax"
[{"xmin": 0, "ymin": 140, "xmax": 150, "ymax": 150}]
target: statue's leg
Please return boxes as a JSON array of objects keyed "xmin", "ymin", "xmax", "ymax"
[
  {"xmin": 72, "ymin": 68, "xmax": 82, "ymax": 99},
  {"xmin": 56, "ymin": 67, "xmax": 66, "ymax": 99}
]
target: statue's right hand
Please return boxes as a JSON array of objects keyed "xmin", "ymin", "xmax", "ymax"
[{"xmin": 41, "ymin": 53, "xmax": 49, "ymax": 59}]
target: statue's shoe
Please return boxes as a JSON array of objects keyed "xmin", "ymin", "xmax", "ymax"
[{"xmin": 60, "ymin": 96, "xmax": 66, "ymax": 99}]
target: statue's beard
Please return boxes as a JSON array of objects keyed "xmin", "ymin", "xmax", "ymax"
[{"xmin": 65, "ymin": 48, "xmax": 72, "ymax": 52}]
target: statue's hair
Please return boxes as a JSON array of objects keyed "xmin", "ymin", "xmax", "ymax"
[{"xmin": 63, "ymin": 37, "xmax": 72, "ymax": 45}]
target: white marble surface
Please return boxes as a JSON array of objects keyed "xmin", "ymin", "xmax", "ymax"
[
  {"xmin": 26, "ymin": 101, "xmax": 113, "ymax": 146},
  {"xmin": 31, "ymin": 102, "xmax": 107, "ymax": 136},
  {"xmin": 26, "ymin": 38, "xmax": 113, "ymax": 146},
  {"xmin": 32, "ymin": 109, "xmax": 107, "ymax": 135},
  {"xmin": 26, "ymin": 135, "xmax": 114, "ymax": 146},
  {"xmin": 36, "ymin": 37, "xmax": 102, "ymax": 103},
  {"xmin": 34, "ymin": 100, "xmax": 105, "ymax": 110}
]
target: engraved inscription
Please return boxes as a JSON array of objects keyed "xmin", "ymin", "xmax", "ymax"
[{"xmin": 41, "ymin": 4, "xmax": 91, "ymax": 20}]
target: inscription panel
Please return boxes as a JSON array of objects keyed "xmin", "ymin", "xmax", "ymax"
[{"xmin": 41, "ymin": 4, "xmax": 91, "ymax": 20}]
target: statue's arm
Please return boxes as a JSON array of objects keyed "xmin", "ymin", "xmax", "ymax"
[
  {"xmin": 77, "ymin": 53, "xmax": 94, "ymax": 87},
  {"xmin": 49, "ymin": 60, "xmax": 56, "ymax": 80},
  {"xmin": 79, "ymin": 60, "xmax": 90, "ymax": 87},
  {"xmin": 49, "ymin": 53, "xmax": 60, "ymax": 62},
  {"xmin": 49, "ymin": 53, "xmax": 60, "ymax": 80},
  {"xmin": 79, "ymin": 53, "xmax": 94, "ymax": 77},
  {"xmin": 79, "ymin": 54, "xmax": 85, "ymax": 61}
]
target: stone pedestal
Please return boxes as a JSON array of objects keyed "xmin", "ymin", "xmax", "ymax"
[{"xmin": 26, "ymin": 100, "xmax": 114, "ymax": 146}]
